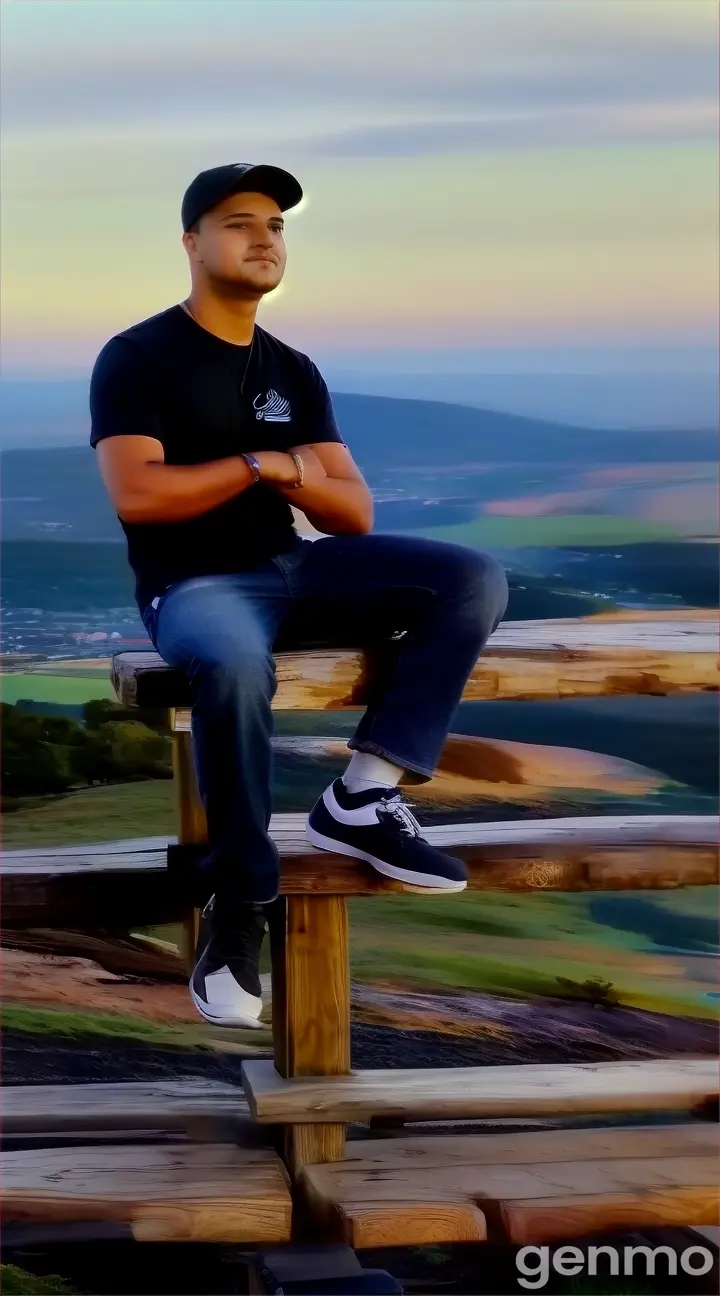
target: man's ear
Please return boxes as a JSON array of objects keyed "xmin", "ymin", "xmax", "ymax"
[{"xmin": 182, "ymin": 227, "xmax": 203, "ymax": 263}]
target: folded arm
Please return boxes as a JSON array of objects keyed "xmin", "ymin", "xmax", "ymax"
[
  {"xmin": 96, "ymin": 437, "xmax": 372, "ymax": 534},
  {"xmin": 272, "ymin": 441, "xmax": 373, "ymax": 535}
]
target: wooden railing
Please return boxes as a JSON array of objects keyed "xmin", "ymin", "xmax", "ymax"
[{"xmin": 2, "ymin": 609, "xmax": 718, "ymax": 1252}]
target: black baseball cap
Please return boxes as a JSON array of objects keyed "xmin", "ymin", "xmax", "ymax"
[{"xmin": 181, "ymin": 163, "xmax": 303, "ymax": 231}]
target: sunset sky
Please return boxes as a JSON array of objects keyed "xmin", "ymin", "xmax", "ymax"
[{"xmin": 2, "ymin": 0, "xmax": 717, "ymax": 384}]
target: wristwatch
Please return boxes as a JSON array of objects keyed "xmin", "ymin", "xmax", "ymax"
[{"xmin": 242, "ymin": 453, "xmax": 262, "ymax": 484}]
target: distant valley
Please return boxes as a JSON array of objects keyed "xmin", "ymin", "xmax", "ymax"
[{"xmin": 1, "ymin": 385, "xmax": 716, "ymax": 544}]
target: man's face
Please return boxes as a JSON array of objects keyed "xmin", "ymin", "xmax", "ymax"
[{"xmin": 184, "ymin": 190, "xmax": 287, "ymax": 296}]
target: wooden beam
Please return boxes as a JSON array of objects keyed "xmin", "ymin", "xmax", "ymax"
[
  {"xmin": 270, "ymin": 896, "xmax": 351, "ymax": 1171},
  {"xmin": 0, "ymin": 1143, "xmax": 292, "ymax": 1243},
  {"xmin": 2, "ymin": 815, "xmax": 717, "ymax": 928},
  {"xmin": 242, "ymin": 1057, "xmax": 719, "ymax": 1125},
  {"xmin": 111, "ymin": 611, "xmax": 720, "ymax": 713},
  {"xmin": 299, "ymin": 1123, "xmax": 719, "ymax": 1247},
  {"xmin": 1, "ymin": 1079, "xmax": 247, "ymax": 1134}
]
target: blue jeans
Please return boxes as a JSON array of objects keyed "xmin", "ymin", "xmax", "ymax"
[{"xmin": 142, "ymin": 533, "xmax": 508, "ymax": 904}]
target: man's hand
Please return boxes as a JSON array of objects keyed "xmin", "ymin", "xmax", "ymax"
[
  {"xmin": 252, "ymin": 450, "xmax": 302, "ymax": 486},
  {"xmin": 253, "ymin": 447, "xmax": 328, "ymax": 489},
  {"xmin": 263, "ymin": 442, "xmax": 373, "ymax": 535}
]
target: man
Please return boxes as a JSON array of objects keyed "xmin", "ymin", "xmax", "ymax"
[{"xmin": 90, "ymin": 162, "xmax": 508, "ymax": 1029}]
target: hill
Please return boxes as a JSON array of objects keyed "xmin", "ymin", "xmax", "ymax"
[
  {"xmin": 1, "ymin": 386, "xmax": 715, "ymax": 542},
  {"xmin": 1, "ymin": 379, "xmax": 715, "ymax": 462}
]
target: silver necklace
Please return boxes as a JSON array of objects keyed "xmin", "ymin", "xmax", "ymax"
[{"xmin": 180, "ymin": 299, "xmax": 255, "ymax": 397}]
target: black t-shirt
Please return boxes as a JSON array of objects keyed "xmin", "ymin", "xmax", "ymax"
[{"xmin": 89, "ymin": 305, "xmax": 344, "ymax": 614}]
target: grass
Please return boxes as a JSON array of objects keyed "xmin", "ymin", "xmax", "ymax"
[
  {"xmin": 349, "ymin": 921, "xmax": 718, "ymax": 1018},
  {"xmin": 2, "ymin": 1002, "xmax": 272, "ymax": 1051},
  {"xmin": 2, "ymin": 779, "xmax": 177, "ymax": 846},
  {"xmin": 0, "ymin": 673, "xmax": 116, "ymax": 705},
  {"xmin": 349, "ymin": 890, "xmax": 650, "ymax": 948},
  {"xmin": 412, "ymin": 513, "xmax": 678, "ymax": 549},
  {"xmin": 0, "ymin": 1267, "xmax": 76, "ymax": 1296},
  {"xmin": 1, "ymin": 1002, "xmax": 191, "ymax": 1046}
]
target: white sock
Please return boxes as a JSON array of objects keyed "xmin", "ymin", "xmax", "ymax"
[{"xmin": 342, "ymin": 751, "xmax": 403, "ymax": 795}]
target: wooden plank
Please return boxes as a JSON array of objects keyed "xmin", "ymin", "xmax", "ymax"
[
  {"xmin": 8, "ymin": 812, "xmax": 717, "ymax": 861},
  {"xmin": 501, "ymin": 1187, "xmax": 719, "ymax": 1245},
  {"xmin": 299, "ymin": 1124, "xmax": 719, "ymax": 1246},
  {"xmin": 1, "ymin": 1142, "xmax": 292, "ymax": 1243},
  {"xmin": 242, "ymin": 1057, "xmax": 719, "ymax": 1125},
  {"xmin": 304, "ymin": 1156, "xmax": 720, "ymax": 1207},
  {"xmin": 304, "ymin": 1195, "xmax": 489, "ymax": 1248},
  {"xmin": 336, "ymin": 1123, "xmax": 720, "ymax": 1170},
  {"xmin": 111, "ymin": 611, "xmax": 720, "ymax": 712},
  {"xmin": 172, "ymin": 729, "xmax": 206, "ymax": 973},
  {"xmin": 2, "ymin": 815, "xmax": 717, "ymax": 929},
  {"xmin": 1, "ymin": 1079, "xmax": 247, "ymax": 1134},
  {"xmin": 271, "ymin": 896, "xmax": 351, "ymax": 1170}
]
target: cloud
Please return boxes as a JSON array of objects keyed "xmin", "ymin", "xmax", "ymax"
[
  {"xmin": 2, "ymin": 0, "xmax": 716, "ymax": 138},
  {"xmin": 307, "ymin": 102, "xmax": 719, "ymax": 159}
]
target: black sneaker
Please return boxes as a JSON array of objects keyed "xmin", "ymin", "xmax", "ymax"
[
  {"xmin": 306, "ymin": 779, "xmax": 468, "ymax": 892},
  {"xmin": 190, "ymin": 896, "xmax": 266, "ymax": 1028}
]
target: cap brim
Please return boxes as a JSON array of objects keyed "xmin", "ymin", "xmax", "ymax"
[{"xmin": 224, "ymin": 164, "xmax": 303, "ymax": 213}]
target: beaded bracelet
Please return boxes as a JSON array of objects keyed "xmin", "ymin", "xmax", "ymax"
[{"xmin": 290, "ymin": 452, "xmax": 304, "ymax": 489}]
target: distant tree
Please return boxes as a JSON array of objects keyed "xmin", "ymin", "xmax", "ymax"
[
  {"xmin": 82, "ymin": 698, "xmax": 125, "ymax": 730},
  {"xmin": 97, "ymin": 719, "xmax": 171, "ymax": 779},
  {"xmin": 82, "ymin": 698, "xmax": 171, "ymax": 735},
  {"xmin": 556, "ymin": 975, "xmax": 620, "ymax": 1011},
  {"xmin": 2, "ymin": 725, "xmax": 76, "ymax": 799},
  {"xmin": 1, "ymin": 702, "xmax": 172, "ymax": 798}
]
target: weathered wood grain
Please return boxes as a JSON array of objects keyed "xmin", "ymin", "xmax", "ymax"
[
  {"xmin": 500, "ymin": 1186, "xmax": 719, "ymax": 1245},
  {"xmin": 1, "ymin": 1079, "xmax": 247, "ymax": 1134},
  {"xmin": 337, "ymin": 1122, "xmax": 720, "ymax": 1169},
  {"xmin": 0, "ymin": 1143, "xmax": 292, "ymax": 1243},
  {"xmin": 271, "ymin": 896, "xmax": 351, "ymax": 1170},
  {"xmin": 110, "ymin": 611, "xmax": 719, "ymax": 713},
  {"xmin": 242, "ymin": 1057, "xmax": 719, "ymax": 1124},
  {"xmin": 299, "ymin": 1123, "xmax": 719, "ymax": 1246},
  {"xmin": 3, "ymin": 815, "xmax": 716, "ymax": 928}
]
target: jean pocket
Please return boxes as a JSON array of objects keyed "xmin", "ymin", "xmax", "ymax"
[
  {"xmin": 141, "ymin": 591, "xmax": 169, "ymax": 646},
  {"xmin": 272, "ymin": 539, "xmax": 312, "ymax": 590}
]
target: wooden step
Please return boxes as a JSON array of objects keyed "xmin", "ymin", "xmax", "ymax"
[
  {"xmin": 1, "ymin": 1142, "xmax": 292, "ymax": 1243},
  {"xmin": 242, "ymin": 1058, "xmax": 719, "ymax": 1125},
  {"xmin": 299, "ymin": 1123, "xmax": 720, "ymax": 1247},
  {"xmin": 1, "ymin": 1079, "xmax": 248, "ymax": 1135},
  {"xmin": 111, "ymin": 610, "xmax": 720, "ymax": 712},
  {"xmin": 3, "ymin": 813, "xmax": 717, "ymax": 928}
]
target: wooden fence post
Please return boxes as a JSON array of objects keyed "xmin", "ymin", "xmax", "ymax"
[
  {"xmin": 171, "ymin": 720, "xmax": 207, "ymax": 974},
  {"xmin": 269, "ymin": 894, "xmax": 350, "ymax": 1173}
]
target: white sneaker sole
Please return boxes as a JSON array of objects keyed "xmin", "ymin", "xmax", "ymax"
[
  {"xmin": 306, "ymin": 824, "xmax": 467, "ymax": 893},
  {"xmin": 189, "ymin": 983, "xmax": 265, "ymax": 1029}
]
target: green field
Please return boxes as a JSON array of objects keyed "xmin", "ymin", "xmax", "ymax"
[
  {"xmin": 3, "ymin": 779, "xmax": 177, "ymax": 846},
  {"xmin": 0, "ymin": 673, "xmax": 116, "ymax": 705},
  {"xmin": 414, "ymin": 514, "xmax": 678, "ymax": 548}
]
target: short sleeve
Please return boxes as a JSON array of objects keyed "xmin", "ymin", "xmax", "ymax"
[
  {"xmin": 89, "ymin": 337, "xmax": 164, "ymax": 448},
  {"xmin": 302, "ymin": 361, "xmax": 345, "ymax": 446}
]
